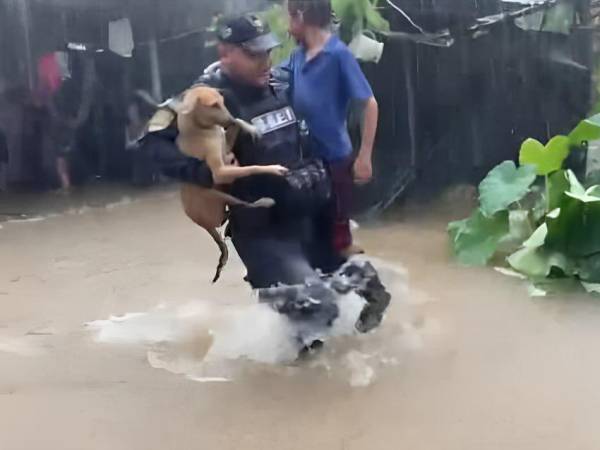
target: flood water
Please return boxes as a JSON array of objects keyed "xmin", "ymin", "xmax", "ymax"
[{"xmin": 2, "ymin": 186, "xmax": 600, "ymax": 449}]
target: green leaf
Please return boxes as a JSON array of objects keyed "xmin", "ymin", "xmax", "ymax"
[
  {"xmin": 523, "ymin": 223, "xmax": 548, "ymax": 248},
  {"xmin": 332, "ymin": 0, "xmax": 390, "ymax": 36},
  {"xmin": 448, "ymin": 210, "xmax": 509, "ymax": 266},
  {"xmin": 528, "ymin": 283, "xmax": 548, "ymax": 297},
  {"xmin": 566, "ymin": 170, "xmax": 587, "ymax": 198},
  {"xmin": 261, "ymin": 5, "xmax": 296, "ymax": 64},
  {"xmin": 569, "ymin": 114, "xmax": 600, "ymax": 147},
  {"xmin": 478, "ymin": 161, "xmax": 537, "ymax": 217},
  {"xmin": 565, "ymin": 170, "xmax": 600, "ymax": 203},
  {"xmin": 547, "ymin": 170, "xmax": 570, "ymax": 211},
  {"xmin": 545, "ymin": 176, "xmax": 600, "ymax": 257},
  {"xmin": 508, "ymin": 247, "xmax": 574, "ymax": 278},
  {"xmin": 498, "ymin": 210, "xmax": 534, "ymax": 254},
  {"xmin": 545, "ymin": 195, "xmax": 582, "ymax": 254},
  {"xmin": 364, "ymin": 0, "xmax": 390, "ymax": 31},
  {"xmin": 519, "ymin": 136, "xmax": 570, "ymax": 176}
]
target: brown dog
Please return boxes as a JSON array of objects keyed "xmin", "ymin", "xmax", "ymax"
[{"xmin": 171, "ymin": 85, "xmax": 287, "ymax": 283}]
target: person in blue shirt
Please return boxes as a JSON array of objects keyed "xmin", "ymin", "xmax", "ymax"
[{"xmin": 285, "ymin": 0, "xmax": 379, "ymax": 257}]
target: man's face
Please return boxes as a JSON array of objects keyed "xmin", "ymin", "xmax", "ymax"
[
  {"xmin": 287, "ymin": 10, "xmax": 306, "ymax": 44},
  {"xmin": 220, "ymin": 44, "xmax": 272, "ymax": 87}
]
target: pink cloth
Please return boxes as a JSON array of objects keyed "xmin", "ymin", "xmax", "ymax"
[{"xmin": 36, "ymin": 53, "xmax": 63, "ymax": 100}]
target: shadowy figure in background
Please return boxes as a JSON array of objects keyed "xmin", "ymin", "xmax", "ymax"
[{"xmin": 46, "ymin": 55, "xmax": 96, "ymax": 192}]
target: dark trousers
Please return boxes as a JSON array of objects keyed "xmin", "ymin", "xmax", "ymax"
[
  {"xmin": 232, "ymin": 234, "xmax": 316, "ymax": 289},
  {"xmin": 328, "ymin": 157, "xmax": 354, "ymax": 252},
  {"xmin": 231, "ymin": 211, "xmax": 345, "ymax": 290}
]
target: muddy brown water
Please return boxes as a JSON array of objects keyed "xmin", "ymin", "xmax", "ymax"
[{"xmin": 1, "ymin": 186, "xmax": 600, "ymax": 450}]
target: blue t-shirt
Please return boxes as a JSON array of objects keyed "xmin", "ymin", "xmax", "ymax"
[{"xmin": 287, "ymin": 35, "xmax": 373, "ymax": 162}]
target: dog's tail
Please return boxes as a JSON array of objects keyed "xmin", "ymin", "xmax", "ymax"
[
  {"xmin": 134, "ymin": 89, "xmax": 159, "ymax": 107},
  {"xmin": 134, "ymin": 90, "xmax": 176, "ymax": 110},
  {"xmin": 209, "ymin": 228, "xmax": 229, "ymax": 283}
]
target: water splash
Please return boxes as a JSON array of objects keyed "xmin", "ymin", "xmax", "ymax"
[{"xmin": 85, "ymin": 258, "xmax": 430, "ymax": 387}]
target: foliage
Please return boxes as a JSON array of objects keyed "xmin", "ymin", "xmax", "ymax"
[
  {"xmin": 332, "ymin": 0, "xmax": 390, "ymax": 42},
  {"xmin": 261, "ymin": 4, "xmax": 296, "ymax": 65},
  {"xmin": 261, "ymin": 0, "xmax": 390, "ymax": 62},
  {"xmin": 478, "ymin": 161, "xmax": 537, "ymax": 217},
  {"xmin": 448, "ymin": 114, "xmax": 600, "ymax": 295}
]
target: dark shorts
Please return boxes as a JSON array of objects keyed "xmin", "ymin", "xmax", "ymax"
[
  {"xmin": 328, "ymin": 156, "xmax": 354, "ymax": 250},
  {"xmin": 328, "ymin": 156, "xmax": 353, "ymax": 220}
]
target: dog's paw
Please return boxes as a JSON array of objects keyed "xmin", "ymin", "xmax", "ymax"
[
  {"xmin": 252, "ymin": 197, "xmax": 276, "ymax": 208},
  {"xmin": 247, "ymin": 126, "xmax": 262, "ymax": 142},
  {"xmin": 235, "ymin": 119, "xmax": 262, "ymax": 141}
]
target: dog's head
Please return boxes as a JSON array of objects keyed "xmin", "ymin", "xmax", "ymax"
[{"xmin": 177, "ymin": 85, "xmax": 232, "ymax": 128}]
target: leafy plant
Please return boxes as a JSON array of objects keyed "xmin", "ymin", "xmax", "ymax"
[
  {"xmin": 448, "ymin": 114, "xmax": 600, "ymax": 295},
  {"xmin": 332, "ymin": 0, "xmax": 390, "ymax": 42},
  {"xmin": 261, "ymin": 4, "xmax": 296, "ymax": 65},
  {"xmin": 262, "ymin": 0, "xmax": 390, "ymax": 58}
]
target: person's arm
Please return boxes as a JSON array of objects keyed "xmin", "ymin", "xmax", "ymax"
[
  {"xmin": 354, "ymin": 96, "xmax": 378, "ymax": 183},
  {"xmin": 339, "ymin": 48, "xmax": 378, "ymax": 184},
  {"xmin": 145, "ymin": 132, "xmax": 214, "ymax": 187}
]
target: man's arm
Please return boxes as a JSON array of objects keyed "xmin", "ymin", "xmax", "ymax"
[
  {"xmin": 143, "ymin": 132, "xmax": 214, "ymax": 187},
  {"xmin": 354, "ymin": 96, "xmax": 378, "ymax": 184},
  {"xmin": 339, "ymin": 48, "xmax": 378, "ymax": 184}
]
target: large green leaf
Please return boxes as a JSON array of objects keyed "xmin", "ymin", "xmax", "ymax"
[
  {"xmin": 448, "ymin": 210, "xmax": 509, "ymax": 266},
  {"xmin": 547, "ymin": 170, "xmax": 570, "ymax": 211},
  {"xmin": 508, "ymin": 246, "xmax": 574, "ymax": 278},
  {"xmin": 498, "ymin": 210, "xmax": 534, "ymax": 254},
  {"xmin": 478, "ymin": 161, "xmax": 537, "ymax": 217},
  {"xmin": 523, "ymin": 222, "xmax": 548, "ymax": 248},
  {"xmin": 545, "ymin": 195, "xmax": 582, "ymax": 254},
  {"xmin": 519, "ymin": 136, "xmax": 570, "ymax": 176},
  {"xmin": 569, "ymin": 114, "xmax": 600, "ymax": 147},
  {"xmin": 565, "ymin": 170, "xmax": 600, "ymax": 203},
  {"xmin": 545, "ymin": 173, "xmax": 600, "ymax": 257}
]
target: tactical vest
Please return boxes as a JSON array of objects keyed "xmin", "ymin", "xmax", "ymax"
[{"xmin": 197, "ymin": 70, "xmax": 303, "ymax": 168}]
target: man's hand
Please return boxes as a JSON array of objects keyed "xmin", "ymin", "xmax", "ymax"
[{"xmin": 353, "ymin": 151, "xmax": 373, "ymax": 184}]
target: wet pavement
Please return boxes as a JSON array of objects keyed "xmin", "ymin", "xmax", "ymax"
[{"xmin": 1, "ymin": 187, "xmax": 600, "ymax": 449}]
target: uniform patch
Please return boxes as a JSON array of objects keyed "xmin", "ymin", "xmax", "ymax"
[{"xmin": 251, "ymin": 107, "xmax": 297, "ymax": 135}]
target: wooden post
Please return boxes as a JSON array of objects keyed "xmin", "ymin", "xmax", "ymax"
[
  {"xmin": 148, "ymin": 38, "xmax": 163, "ymax": 102},
  {"xmin": 403, "ymin": 43, "xmax": 418, "ymax": 169},
  {"xmin": 13, "ymin": 0, "xmax": 35, "ymax": 91},
  {"xmin": 148, "ymin": 0, "xmax": 163, "ymax": 102}
]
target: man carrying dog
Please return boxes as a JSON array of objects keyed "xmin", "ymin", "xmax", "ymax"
[
  {"xmin": 147, "ymin": 14, "xmax": 392, "ymax": 344},
  {"xmin": 153, "ymin": 14, "xmax": 342, "ymax": 288}
]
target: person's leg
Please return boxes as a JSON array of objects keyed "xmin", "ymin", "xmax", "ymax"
[
  {"xmin": 303, "ymin": 203, "xmax": 345, "ymax": 274},
  {"xmin": 232, "ymin": 235, "xmax": 316, "ymax": 289},
  {"xmin": 56, "ymin": 155, "xmax": 71, "ymax": 190},
  {"xmin": 328, "ymin": 157, "xmax": 362, "ymax": 256}
]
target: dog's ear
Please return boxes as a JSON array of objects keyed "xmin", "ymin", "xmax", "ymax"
[{"xmin": 177, "ymin": 91, "xmax": 200, "ymax": 115}]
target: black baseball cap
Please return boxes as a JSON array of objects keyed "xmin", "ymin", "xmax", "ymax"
[{"xmin": 217, "ymin": 14, "xmax": 281, "ymax": 53}]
